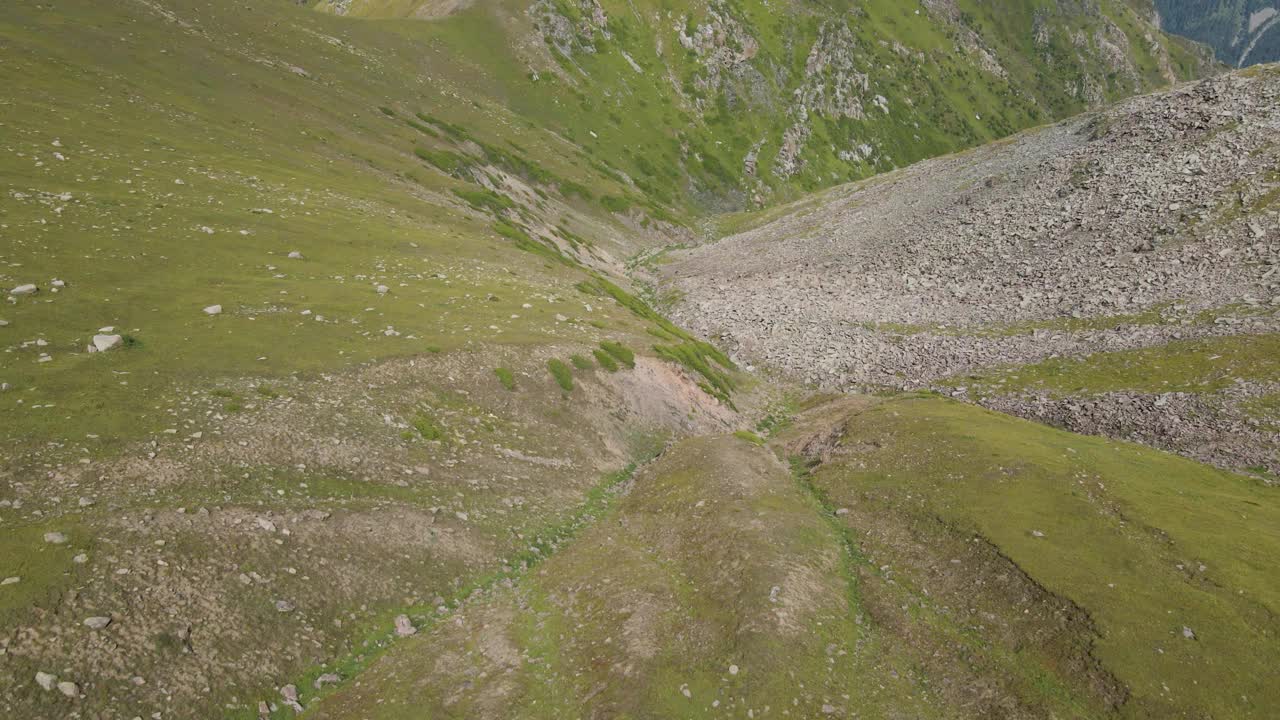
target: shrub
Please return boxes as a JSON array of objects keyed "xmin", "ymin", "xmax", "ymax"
[
  {"xmin": 599, "ymin": 341, "xmax": 635, "ymax": 369},
  {"xmin": 494, "ymin": 367, "xmax": 516, "ymax": 391},
  {"xmin": 548, "ymin": 359, "xmax": 574, "ymax": 391},
  {"xmin": 454, "ymin": 188, "xmax": 514, "ymax": 215},
  {"xmin": 412, "ymin": 412, "xmax": 444, "ymax": 440},
  {"xmin": 571, "ymin": 354, "xmax": 594, "ymax": 370},
  {"xmin": 592, "ymin": 348, "xmax": 619, "ymax": 372}
]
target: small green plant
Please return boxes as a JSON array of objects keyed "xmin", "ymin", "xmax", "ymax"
[
  {"xmin": 571, "ymin": 354, "xmax": 594, "ymax": 370},
  {"xmin": 548, "ymin": 359, "xmax": 574, "ymax": 392},
  {"xmin": 494, "ymin": 367, "xmax": 517, "ymax": 391},
  {"xmin": 592, "ymin": 349, "xmax": 619, "ymax": 372},
  {"xmin": 455, "ymin": 188, "xmax": 514, "ymax": 215},
  {"xmin": 414, "ymin": 147, "xmax": 470, "ymax": 175},
  {"xmin": 412, "ymin": 412, "xmax": 444, "ymax": 440},
  {"xmin": 599, "ymin": 340, "xmax": 635, "ymax": 369},
  {"xmin": 254, "ymin": 384, "xmax": 279, "ymax": 399},
  {"xmin": 378, "ymin": 106, "xmax": 396, "ymax": 117},
  {"xmin": 733, "ymin": 430, "xmax": 765, "ymax": 446}
]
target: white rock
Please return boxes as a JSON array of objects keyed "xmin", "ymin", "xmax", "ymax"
[
  {"xmin": 35, "ymin": 671, "xmax": 56, "ymax": 691},
  {"xmin": 1, "ymin": 576, "xmax": 19, "ymax": 585},
  {"xmin": 287, "ymin": 251, "xmax": 304, "ymax": 259},
  {"xmin": 9, "ymin": 284, "xmax": 37, "ymax": 296},
  {"xmin": 92, "ymin": 334, "xmax": 123, "ymax": 352},
  {"xmin": 57, "ymin": 681, "xmax": 78, "ymax": 697},
  {"xmin": 394, "ymin": 614, "xmax": 417, "ymax": 637},
  {"xmin": 84, "ymin": 616, "xmax": 111, "ymax": 630},
  {"xmin": 98, "ymin": 326, "xmax": 114, "ymax": 333},
  {"xmin": 376, "ymin": 284, "xmax": 390, "ymax": 295},
  {"xmin": 203, "ymin": 305, "xmax": 223, "ymax": 315},
  {"xmin": 0, "ymin": 319, "xmax": 9, "ymax": 327},
  {"xmin": 43, "ymin": 531, "xmax": 68, "ymax": 544},
  {"xmin": 51, "ymin": 279, "xmax": 66, "ymax": 288}
]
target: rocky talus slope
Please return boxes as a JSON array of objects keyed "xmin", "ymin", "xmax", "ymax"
[{"xmin": 665, "ymin": 66, "xmax": 1280, "ymax": 476}]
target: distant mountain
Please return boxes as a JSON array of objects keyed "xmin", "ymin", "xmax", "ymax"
[{"xmin": 1153, "ymin": 0, "xmax": 1280, "ymax": 65}]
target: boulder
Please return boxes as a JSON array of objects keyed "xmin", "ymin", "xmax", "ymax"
[
  {"xmin": 91, "ymin": 334, "xmax": 123, "ymax": 353},
  {"xmin": 203, "ymin": 305, "xmax": 223, "ymax": 315},
  {"xmin": 84, "ymin": 616, "xmax": 112, "ymax": 630},
  {"xmin": 35, "ymin": 672, "xmax": 56, "ymax": 691},
  {"xmin": 9, "ymin": 284, "xmax": 37, "ymax": 296}
]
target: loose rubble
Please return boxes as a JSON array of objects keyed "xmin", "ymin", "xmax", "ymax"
[{"xmin": 667, "ymin": 69, "xmax": 1280, "ymax": 474}]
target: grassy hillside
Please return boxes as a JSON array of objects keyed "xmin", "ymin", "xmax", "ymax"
[
  {"xmin": 294, "ymin": 395, "xmax": 1280, "ymax": 718},
  {"xmin": 0, "ymin": 0, "xmax": 1246, "ymax": 718},
  {"xmin": 317, "ymin": 0, "xmax": 1213, "ymax": 208}
]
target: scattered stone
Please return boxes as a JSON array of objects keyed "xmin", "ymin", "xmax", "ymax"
[
  {"xmin": 394, "ymin": 614, "xmax": 417, "ymax": 637},
  {"xmin": 256, "ymin": 517, "xmax": 277, "ymax": 532},
  {"xmin": 1182, "ymin": 626, "xmax": 1197, "ymax": 640},
  {"xmin": 51, "ymin": 279, "xmax": 66, "ymax": 288},
  {"xmin": 376, "ymin": 284, "xmax": 390, "ymax": 295},
  {"xmin": 9, "ymin": 284, "xmax": 37, "ymax": 296},
  {"xmin": 43, "ymin": 531, "xmax": 68, "ymax": 544},
  {"xmin": 275, "ymin": 599, "xmax": 295, "ymax": 613},
  {"xmin": 203, "ymin": 305, "xmax": 223, "ymax": 315},
  {"xmin": 90, "ymin": 334, "xmax": 123, "ymax": 353},
  {"xmin": 281, "ymin": 684, "xmax": 303, "ymax": 712},
  {"xmin": 1, "ymin": 576, "xmax": 19, "ymax": 585},
  {"xmin": 1031, "ymin": 530, "xmax": 1046, "ymax": 538},
  {"xmin": 84, "ymin": 616, "xmax": 111, "ymax": 630},
  {"xmin": 57, "ymin": 681, "xmax": 78, "ymax": 698},
  {"xmin": 287, "ymin": 251, "xmax": 304, "ymax": 259},
  {"xmin": 0, "ymin": 319, "xmax": 9, "ymax": 327},
  {"xmin": 72, "ymin": 553, "xmax": 88, "ymax": 564},
  {"xmin": 35, "ymin": 671, "xmax": 56, "ymax": 691},
  {"xmin": 313, "ymin": 673, "xmax": 341, "ymax": 690},
  {"xmin": 728, "ymin": 664, "xmax": 739, "ymax": 675}
]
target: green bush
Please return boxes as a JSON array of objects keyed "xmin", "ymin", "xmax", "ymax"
[
  {"xmin": 592, "ymin": 348, "xmax": 619, "ymax": 372},
  {"xmin": 454, "ymin": 188, "xmax": 514, "ymax": 215},
  {"xmin": 571, "ymin": 354, "xmax": 594, "ymax": 370},
  {"xmin": 548, "ymin": 359, "xmax": 574, "ymax": 392},
  {"xmin": 414, "ymin": 147, "xmax": 469, "ymax": 174},
  {"xmin": 494, "ymin": 367, "xmax": 516, "ymax": 391},
  {"xmin": 599, "ymin": 340, "xmax": 636, "ymax": 369},
  {"xmin": 412, "ymin": 412, "xmax": 444, "ymax": 440}
]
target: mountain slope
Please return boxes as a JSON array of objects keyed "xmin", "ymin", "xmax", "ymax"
[
  {"xmin": 0, "ymin": 0, "xmax": 1266, "ymax": 719},
  {"xmin": 316, "ymin": 0, "xmax": 1214, "ymax": 208},
  {"xmin": 1153, "ymin": 0, "xmax": 1280, "ymax": 66},
  {"xmin": 664, "ymin": 66, "xmax": 1280, "ymax": 477},
  {"xmin": 302, "ymin": 395, "xmax": 1280, "ymax": 719}
]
